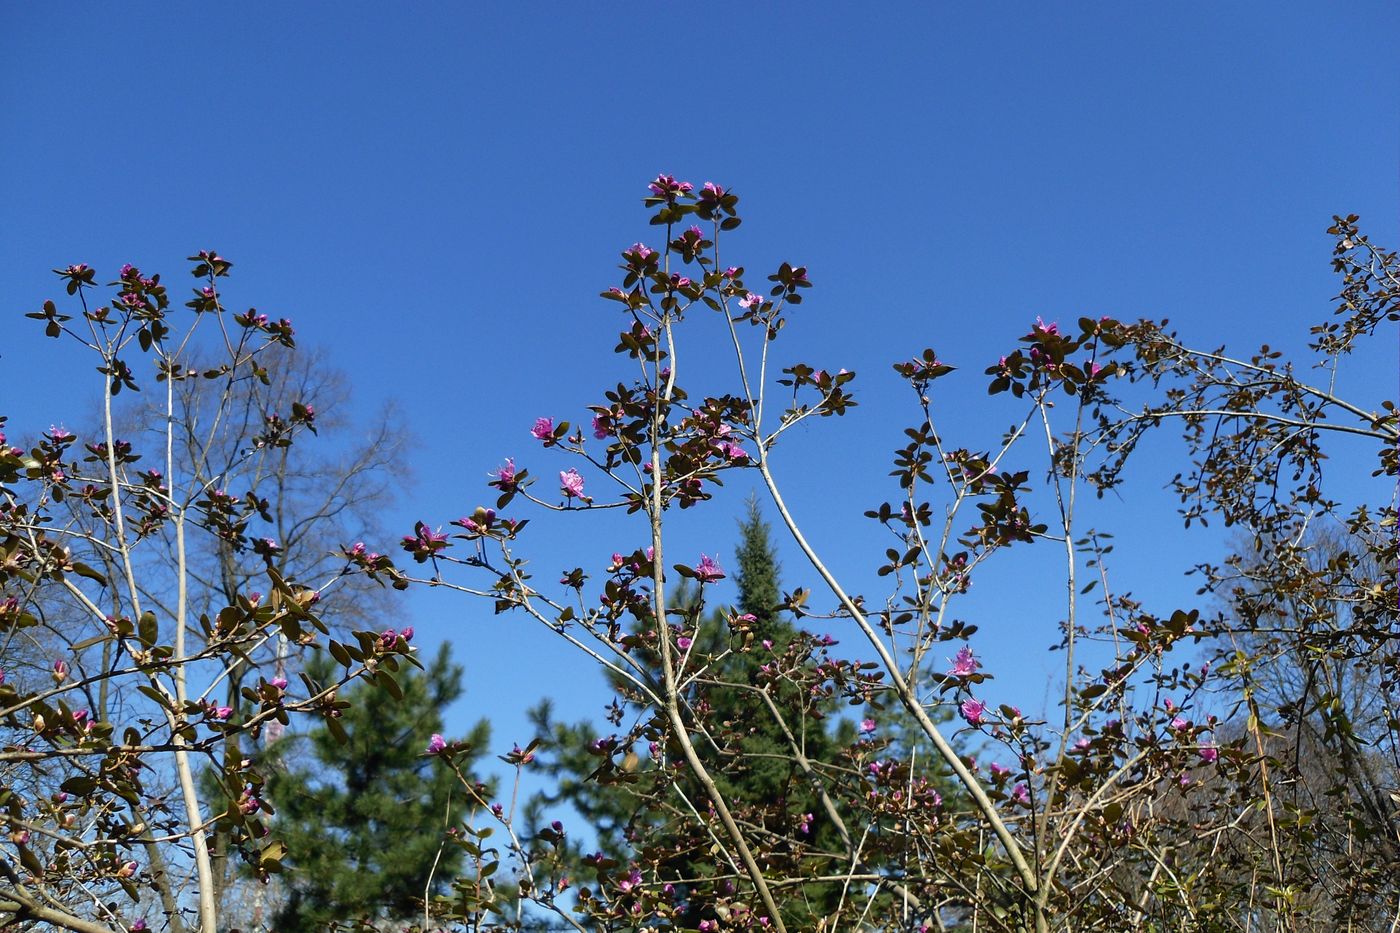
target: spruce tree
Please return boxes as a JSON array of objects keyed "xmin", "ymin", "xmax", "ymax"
[
  {"xmin": 528, "ymin": 498, "xmax": 846, "ymax": 927},
  {"xmin": 263, "ymin": 644, "xmax": 489, "ymax": 931}
]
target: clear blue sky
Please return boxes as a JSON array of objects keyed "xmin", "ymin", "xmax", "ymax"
[{"xmin": 3, "ymin": 4, "xmax": 1396, "ymax": 778}]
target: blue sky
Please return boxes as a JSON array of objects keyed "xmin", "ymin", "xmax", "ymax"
[{"xmin": 3, "ymin": 4, "xmax": 1396, "ymax": 781}]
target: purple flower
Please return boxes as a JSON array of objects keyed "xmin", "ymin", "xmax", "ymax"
[
  {"xmin": 214, "ymin": 706, "xmax": 233, "ymax": 721},
  {"xmin": 591, "ymin": 413, "xmax": 612, "ymax": 439},
  {"xmin": 270, "ymin": 677, "xmax": 288, "ymax": 690},
  {"xmin": 132, "ymin": 921, "xmax": 148, "ymax": 931},
  {"xmin": 427, "ymin": 733, "xmax": 447, "ymax": 755},
  {"xmin": 797, "ymin": 811, "xmax": 814, "ymax": 834},
  {"xmin": 647, "ymin": 174, "xmax": 694, "ymax": 200},
  {"xmin": 989, "ymin": 762, "xmax": 1011, "ymax": 780},
  {"xmin": 52, "ymin": 659, "xmax": 69, "ymax": 683},
  {"xmin": 401, "ymin": 522, "xmax": 449, "ymax": 561},
  {"xmin": 629, "ymin": 243, "xmax": 655, "ymax": 260},
  {"xmin": 859, "ymin": 718, "xmax": 876, "ymax": 734},
  {"xmin": 531, "ymin": 418, "xmax": 555, "ymax": 442},
  {"xmin": 1171, "ymin": 716, "xmax": 1191, "ymax": 731},
  {"xmin": 947, "ymin": 646, "xmax": 980, "ymax": 678},
  {"xmin": 491, "ymin": 458, "xmax": 517, "ymax": 489},
  {"xmin": 1012, "ymin": 782, "xmax": 1030, "ymax": 805},
  {"xmin": 1198, "ymin": 744, "xmax": 1219, "ymax": 764},
  {"xmin": 960, "ymin": 697, "xmax": 987, "ymax": 725},
  {"xmin": 718, "ymin": 441, "xmax": 748, "ymax": 462},
  {"xmin": 738, "ymin": 292, "xmax": 762, "ymax": 309},
  {"xmin": 677, "ymin": 636, "xmax": 693, "ymax": 651},
  {"xmin": 693, "ymin": 554, "xmax": 725, "ymax": 584},
  {"xmin": 560, "ymin": 469, "xmax": 586, "ymax": 500}
]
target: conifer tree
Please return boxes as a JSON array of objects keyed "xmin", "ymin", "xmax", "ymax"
[
  {"xmin": 528, "ymin": 498, "xmax": 848, "ymax": 927},
  {"xmin": 262, "ymin": 644, "xmax": 489, "ymax": 932}
]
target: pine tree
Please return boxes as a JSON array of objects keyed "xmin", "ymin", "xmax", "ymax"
[
  {"xmin": 528, "ymin": 497, "xmax": 847, "ymax": 927},
  {"xmin": 262, "ymin": 644, "xmax": 489, "ymax": 931}
]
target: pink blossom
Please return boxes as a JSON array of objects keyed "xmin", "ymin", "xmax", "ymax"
[
  {"xmin": 738, "ymin": 292, "xmax": 762, "ymax": 309},
  {"xmin": 1171, "ymin": 716, "xmax": 1191, "ymax": 731},
  {"xmin": 560, "ymin": 469, "xmax": 586, "ymax": 500},
  {"xmin": 617, "ymin": 868, "xmax": 643, "ymax": 893},
  {"xmin": 270, "ymin": 677, "xmax": 288, "ymax": 690},
  {"xmin": 629, "ymin": 243, "xmax": 655, "ymax": 260},
  {"xmin": 426, "ymin": 733, "xmax": 447, "ymax": 755},
  {"xmin": 859, "ymin": 718, "xmax": 876, "ymax": 734},
  {"xmin": 989, "ymin": 762, "xmax": 1011, "ymax": 780},
  {"xmin": 1198, "ymin": 744, "xmax": 1219, "ymax": 763},
  {"xmin": 960, "ymin": 697, "xmax": 987, "ymax": 725},
  {"xmin": 647, "ymin": 174, "xmax": 693, "ymax": 200},
  {"xmin": 52, "ymin": 659, "xmax": 68, "ymax": 683},
  {"xmin": 214, "ymin": 706, "xmax": 233, "ymax": 721},
  {"xmin": 531, "ymin": 418, "xmax": 555, "ymax": 441},
  {"xmin": 1011, "ymin": 782, "xmax": 1030, "ymax": 805},
  {"xmin": 947, "ymin": 646, "xmax": 979, "ymax": 678},
  {"xmin": 677, "ymin": 636, "xmax": 693, "ymax": 651},
  {"xmin": 718, "ymin": 441, "xmax": 748, "ymax": 462},
  {"xmin": 693, "ymin": 554, "xmax": 725, "ymax": 583},
  {"xmin": 491, "ymin": 458, "xmax": 518, "ymax": 487}
]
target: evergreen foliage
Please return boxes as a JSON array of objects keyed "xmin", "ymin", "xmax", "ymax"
[{"xmin": 263, "ymin": 645, "xmax": 489, "ymax": 932}]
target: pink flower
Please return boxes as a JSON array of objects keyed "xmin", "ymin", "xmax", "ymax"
[
  {"xmin": 591, "ymin": 413, "xmax": 611, "ymax": 439},
  {"xmin": 427, "ymin": 733, "xmax": 447, "ymax": 755},
  {"xmin": 617, "ymin": 868, "xmax": 643, "ymax": 893},
  {"xmin": 859, "ymin": 718, "xmax": 876, "ymax": 734},
  {"xmin": 738, "ymin": 292, "xmax": 762, "ymax": 309},
  {"xmin": 1171, "ymin": 716, "xmax": 1191, "ymax": 731},
  {"xmin": 213, "ymin": 706, "xmax": 233, "ymax": 721},
  {"xmin": 797, "ymin": 812, "xmax": 814, "ymax": 834},
  {"xmin": 491, "ymin": 458, "xmax": 517, "ymax": 488},
  {"xmin": 1011, "ymin": 782, "xmax": 1030, "ymax": 805},
  {"xmin": 1198, "ymin": 744, "xmax": 1219, "ymax": 764},
  {"xmin": 531, "ymin": 418, "xmax": 555, "ymax": 441},
  {"xmin": 629, "ymin": 243, "xmax": 655, "ymax": 260},
  {"xmin": 947, "ymin": 646, "xmax": 979, "ymax": 678},
  {"xmin": 989, "ymin": 762, "xmax": 1011, "ymax": 780},
  {"xmin": 560, "ymin": 469, "xmax": 587, "ymax": 501},
  {"xmin": 270, "ymin": 677, "xmax": 288, "ymax": 690},
  {"xmin": 677, "ymin": 636, "xmax": 693, "ymax": 651},
  {"xmin": 52, "ymin": 659, "xmax": 69, "ymax": 683},
  {"xmin": 960, "ymin": 698, "xmax": 987, "ymax": 725},
  {"xmin": 718, "ymin": 441, "xmax": 748, "ymax": 462},
  {"xmin": 647, "ymin": 174, "xmax": 693, "ymax": 200},
  {"xmin": 693, "ymin": 554, "xmax": 725, "ymax": 583}
]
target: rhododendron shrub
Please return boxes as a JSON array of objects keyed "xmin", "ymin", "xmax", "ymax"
[
  {"xmin": 379, "ymin": 183, "xmax": 1396, "ymax": 931},
  {"xmin": 1, "ymin": 259, "xmax": 413, "ymax": 932}
]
